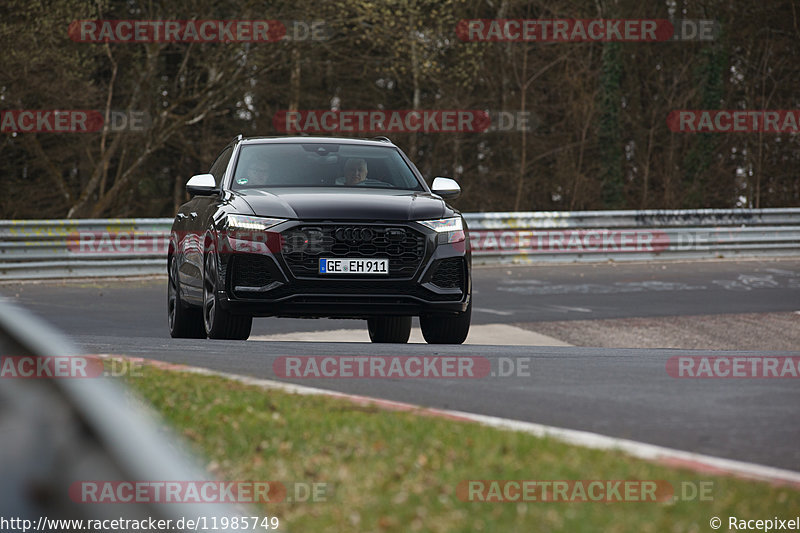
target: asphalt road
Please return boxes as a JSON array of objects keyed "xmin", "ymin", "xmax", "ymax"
[
  {"xmin": 4, "ymin": 258, "xmax": 799, "ymax": 336},
  {"xmin": 2, "ymin": 258, "xmax": 799, "ymax": 471}
]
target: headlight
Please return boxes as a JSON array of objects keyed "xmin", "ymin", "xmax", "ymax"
[
  {"xmin": 223, "ymin": 215, "xmax": 285, "ymax": 252},
  {"xmin": 419, "ymin": 217, "xmax": 463, "ymax": 233},
  {"xmin": 419, "ymin": 217, "xmax": 466, "ymax": 244},
  {"xmin": 226, "ymin": 215, "xmax": 285, "ymax": 231}
]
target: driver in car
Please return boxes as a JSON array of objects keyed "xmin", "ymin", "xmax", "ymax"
[{"xmin": 343, "ymin": 158, "xmax": 368, "ymax": 185}]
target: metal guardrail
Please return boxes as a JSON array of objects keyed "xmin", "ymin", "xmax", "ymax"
[
  {"xmin": 1, "ymin": 208, "xmax": 799, "ymax": 279},
  {"xmin": 0, "ymin": 219, "xmax": 168, "ymax": 280},
  {"xmin": 466, "ymin": 208, "xmax": 800, "ymax": 263},
  {"xmin": 465, "ymin": 208, "xmax": 800, "ymax": 229}
]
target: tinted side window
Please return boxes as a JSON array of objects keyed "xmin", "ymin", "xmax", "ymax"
[{"xmin": 209, "ymin": 147, "xmax": 233, "ymax": 186}]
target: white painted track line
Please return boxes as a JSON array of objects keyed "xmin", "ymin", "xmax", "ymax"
[{"xmin": 250, "ymin": 323, "xmax": 572, "ymax": 346}]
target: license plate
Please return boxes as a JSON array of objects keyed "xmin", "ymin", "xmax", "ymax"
[{"xmin": 320, "ymin": 258, "xmax": 389, "ymax": 274}]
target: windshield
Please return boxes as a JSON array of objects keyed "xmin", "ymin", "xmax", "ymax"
[{"xmin": 230, "ymin": 143, "xmax": 425, "ymax": 191}]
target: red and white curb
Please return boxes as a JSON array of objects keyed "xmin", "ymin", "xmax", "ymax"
[{"xmin": 103, "ymin": 354, "xmax": 800, "ymax": 490}]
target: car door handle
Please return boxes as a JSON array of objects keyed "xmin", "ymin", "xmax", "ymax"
[
  {"xmin": 189, "ymin": 212, "xmax": 198, "ymax": 219},
  {"xmin": 176, "ymin": 213, "xmax": 187, "ymax": 220}
]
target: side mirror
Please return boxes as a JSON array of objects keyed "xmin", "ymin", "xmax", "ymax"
[
  {"xmin": 431, "ymin": 177, "xmax": 461, "ymax": 200},
  {"xmin": 186, "ymin": 174, "xmax": 218, "ymax": 196}
]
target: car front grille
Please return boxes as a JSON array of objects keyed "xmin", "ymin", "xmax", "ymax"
[
  {"xmin": 430, "ymin": 257, "xmax": 465, "ymax": 290},
  {"xmin": 281, "ymin": 225, "xmax": 426, "ymax": 278}
]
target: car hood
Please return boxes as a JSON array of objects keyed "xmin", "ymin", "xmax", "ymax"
[{"xmin": 233, "ymin": 188, "xmax": 449, "ymax": 221}]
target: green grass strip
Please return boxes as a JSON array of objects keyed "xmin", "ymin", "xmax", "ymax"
[{"xmin": 127, "ymin": 365, "xmax": 800, "ymax": 532}]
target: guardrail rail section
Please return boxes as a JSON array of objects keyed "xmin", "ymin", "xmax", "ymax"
[
  {"xmin": 466, "ymin": 208, "xmax": 800, "ymax": 264},
  {"xmin": 1, "ymin": 209, "xmax": 799, "ymax": 279},
  {"xmin": 0, "ymin": 218, "xmax": 169, "ymax": 279}
]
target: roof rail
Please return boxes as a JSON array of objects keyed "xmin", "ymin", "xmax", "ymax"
[
  {"xmin": 371, "ymin": 136, "xmax": 392, "ymax": 143},
  {"xmin": 231, "ymin": 134, "xmax": 243, "ymax": 144}
]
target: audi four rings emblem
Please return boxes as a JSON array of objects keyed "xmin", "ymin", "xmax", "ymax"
[{"xmin": 335, "ymin": 227, "xmax": 375, "ymax": 242}]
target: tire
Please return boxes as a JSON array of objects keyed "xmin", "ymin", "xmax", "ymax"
[
  {"xmin": 168, "ymin": 255, "xmax": 206, "ymax": 338},
  {"xmin": 367, "ymin": 316, "xmax": 411, "ymax": 343},
  {"xmin": 420, "ymin": 299, "xmax": 471, "ymax": 344},
  {"xmin": 203, "ymin": 246, "xmax": 252, "ymax": 340}
]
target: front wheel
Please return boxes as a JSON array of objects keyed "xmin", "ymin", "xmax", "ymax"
[
  {"xmin": 168, "ymin": 255, "xmax": 205, "ymax": 338},
  {"xmin": 203, "ymin": 247, "xmax": 252, "ymax": 340},
  {"xmin": 367, "ymin": 316, "xmax": 411, "ymax": 343},
  {"xmin": 420, "ymin": 300, "xmax": 471, "ymax": 344}
]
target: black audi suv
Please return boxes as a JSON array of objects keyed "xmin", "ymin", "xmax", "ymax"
[{"xmin": 168, "ymin": 136, "xmax": 471, "ymax": 344}]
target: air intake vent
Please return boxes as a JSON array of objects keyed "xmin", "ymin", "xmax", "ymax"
[
  {"xmin": 430, "ymin": 258, "xmax": 465, "ymax": 290},
  {"xmin": 230, "ymin": 255, "xmax": 275, "ymax": 288}
]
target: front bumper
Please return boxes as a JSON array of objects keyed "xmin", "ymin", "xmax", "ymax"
[{"xmin": 215, "ymin": 220, "xmax": 471, "ymax": 319}]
